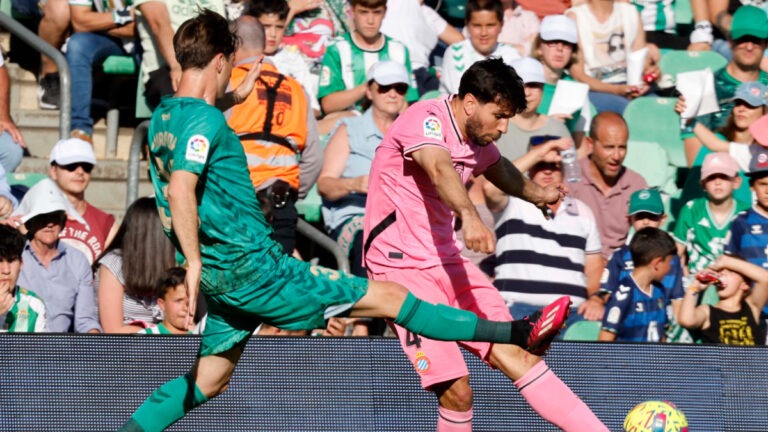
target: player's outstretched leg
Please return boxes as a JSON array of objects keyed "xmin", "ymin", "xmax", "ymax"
[
  {"xmin": 351, "ymin": 281, "xmax": 570, "ymax": 351},
  {"xmin": 119, "ymin": 347, "xmax": 242, "ymax": 432},
  {"xmin": 489, "ymin": 345, "xmax": 609, "ymax": 432}
]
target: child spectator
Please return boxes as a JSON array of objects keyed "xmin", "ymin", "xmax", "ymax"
[
  {"xmin": 598, "ymin": 189, "xmax": 686, "ymax": 341},
  {"xmin": 317, "ymin": 0, "xmax": 418, "ymax": 115},
  {"xmin": 675, "ymin": 153, "xmax": 750, "ymax": 276},
  {"xmin": 0, "ymin": 225, "xmax": 46, "ymax": 332},
  {"xmin": 251, "ymin": 0, "xmax": 322, "ymax": 118},
  {"xmin": 440, "ymin": 0, "xmax": 521, "ymax": 95},
  {"xmin": 599, "ymin": 227, "xmax": 677, "ymax": 342},
  {"xmin": 138, "ymin": 267, "xmax": 191, "ymax": 335},
  {"xmin": 679, "ymin": 254, "xmax": 768, "ymax": 345}
]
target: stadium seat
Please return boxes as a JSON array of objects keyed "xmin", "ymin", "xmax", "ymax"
[
  {"xmin": 624, "ymin": 97, "xmax": 687, "ymax": 168},
  {"xmin": 624, "ymin": 140, "xmax": 679, "ymax": 229},
  {"xmin": 102, "ymin": 55, "xmax": 138, "ymax": 157},
  {"xmin": 674, "ymin": 0, "xmax": 693, "ymax": 25},
  {"xmin": 296, "ymin": 184, "xmax": 322, "ymax": 223},
  {"xmin": 7, "ymin": 172, "xmax": 46, "ymax": 188},
  {"xmin": 658, "ymin": 50, "xmax": 728, "ymax": 86},
  {"xmin": 562, "ymin": 320, "xmax": 601, "ymax": 341}
]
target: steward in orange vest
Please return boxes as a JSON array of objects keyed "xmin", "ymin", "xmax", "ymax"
[{"xmin": 227, "ymin": 58, "xmax": 322, "ymax": 253}]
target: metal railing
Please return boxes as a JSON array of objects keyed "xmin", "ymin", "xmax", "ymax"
[
  {"xmin": 0, "ymin": 12, "xmax": 71, "ymax": 138},
  {"xmin": 127, "ymin": 122, "xmax": 351, "ymax": 273}
]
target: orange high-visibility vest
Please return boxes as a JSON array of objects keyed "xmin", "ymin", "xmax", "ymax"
[{"xmin": 228, "ymin": 62, "xmax": 309, "ymax": 190}]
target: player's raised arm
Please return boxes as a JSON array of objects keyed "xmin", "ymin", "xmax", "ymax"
[
  {"xmin": 483, "ymin": 156, "xmax": 563, "ymax": 210},
  {"xmin": 167, "ymin": 169, "xmax": 202, "ymax": 329},
  {"xmin": 411, "ymin": 145, "xmax": 495, "ymax": 254}
]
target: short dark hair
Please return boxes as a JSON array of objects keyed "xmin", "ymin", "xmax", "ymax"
[
  {"xmin": 174, "ymin": 9, "xmax": 239, "ymax": 70},
  {"xmin": 247, "ymin": 0, "xmax": 290, "ymax": 20},
  {"xmin": 0, "ymin": 225, "xmax": 25, "ymax": 262},
  {"xmin": 154, "ymin": 267, "xmax": 187, "ymax": 300},
  {"xmin": 748, "ymin": 171, "xmax": 768, "ymax": 186},
  {"xmin": 629, "ymin": 227, "xmax": 677, "ymax": 267},
  {"xmin": 458, "ymin": 57, "xmax": 526, "ymax": 114},
  {"xmin": 349, "ymin": 0, "xmax": 387, "ymax": 9},
  {"xmin": 465, "ymin": 0, "xmax": 503, "ymax": 23}
]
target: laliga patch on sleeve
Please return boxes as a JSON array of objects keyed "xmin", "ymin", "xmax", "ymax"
[
  {"xmin": 606, "ymin": 306, "xmax": 621, "ymax": 325},
  {"xmin": 422, "ymin": 116, "xmax": 443, "ymax": 140},
  {"xmin": 185, "ymin": 134, "xmax": 210, "ymax": 164}
]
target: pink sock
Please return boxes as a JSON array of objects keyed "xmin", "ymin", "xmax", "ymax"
[
  {"xmin": 515, "ymin": 361, "xmax": 608, "ymax": 432},
  {"xmin": 437, "ymin": 406, "xmax": 473, "ymax": 432}
]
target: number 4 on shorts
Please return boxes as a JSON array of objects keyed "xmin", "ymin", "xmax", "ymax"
[{"xmin": 406, "ymin": 331, "xmax": 422, "ymax": 348}]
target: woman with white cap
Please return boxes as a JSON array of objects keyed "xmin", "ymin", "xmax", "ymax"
[
  {"xmin": 496, "ymin": 57, "xmax": 572, "ymax": 163},
  {"xmin": 317, "ymin": 60, "xmax": 408, "ymax": 335}
]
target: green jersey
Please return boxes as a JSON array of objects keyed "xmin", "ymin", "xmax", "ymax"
[
  {"xmin": 1, "ymin": 286, "xmax": 46, "ymax": 333},
  {"xmin": 148, "ymin": 97, "xmax": 281, "ymax": 295},
  {"xmin": 318, "ymin": 33, "xmax": 418, "ymax": 109},
  {"xmin": 138, "ymin": 323, "xmax": 188, "ymax": 334},
  {"xmin": 633, "ymin": 0, "xmax": 675, "ymax": 33},
  {"xmin": 674, "ymin": 197, "xmax": 750, "ymax": 273}
]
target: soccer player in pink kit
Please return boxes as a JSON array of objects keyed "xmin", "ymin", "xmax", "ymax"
[{"xmin": 364, "ymin": 58, "xmax": 608, "ymax": 431}]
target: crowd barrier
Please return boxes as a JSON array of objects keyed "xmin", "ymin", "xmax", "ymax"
[{"xmin": 0, "ymin": 335, "xmax": 766, "ymax": 431}]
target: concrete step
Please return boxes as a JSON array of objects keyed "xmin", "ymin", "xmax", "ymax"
[
  {"xmin": 14, "ymin": 157, "xmax": 154, "ymax": 218},
  {"xmin": 8, "ymin": 63, "xmax": 141, "ymax": 161}
]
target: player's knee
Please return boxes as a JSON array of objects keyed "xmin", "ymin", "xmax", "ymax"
[{"xmin": 433, "ymin": 376, "xmax": 473, "ymax": 411}]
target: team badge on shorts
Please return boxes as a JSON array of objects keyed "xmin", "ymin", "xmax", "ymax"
[
  {"xmin": 414, "ymin": 351, "xmax": 431, "ymax": 373},
  {"xmin": 185, "ymin": 134, "xmax": 210, "ymax": 164},
  {"xmin": 423, "ymin": 117, "xmax": 442, "ymax": 140}
]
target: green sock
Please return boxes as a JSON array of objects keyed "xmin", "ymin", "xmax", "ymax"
[
  {"xmin": 394, "ymin": 292, "xmax": 514, "ymax": 343},
  {"xmin": 119, "ymin": 374, "xmax": 208, "ymax": 432}
]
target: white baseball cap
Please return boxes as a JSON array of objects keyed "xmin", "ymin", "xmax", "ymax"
[
  {"xmin": 11, "ymin": 178, "xmax": 87, "ymax": 225},
  {"xmin": 49, "ymin": 138, "xmax": 97, "ymax": 166},
  {"xmin": 511, "ymin": 57, "xmax": 546, "ymax": 85},
  {"xmin": 366, "ymin": 61, "xmax": 410, "ymax": 86},
  {"xmin": 540, "ymin": 15, "xmax": 578, "ymax": 45}
]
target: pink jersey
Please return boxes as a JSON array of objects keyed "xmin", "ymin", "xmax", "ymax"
[{"xmin": 363, "ymin": 96, "xmax": 501, "ymax": 272}]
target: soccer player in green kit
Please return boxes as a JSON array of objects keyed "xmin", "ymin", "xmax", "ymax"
[{"xmin": 119, "ymin": 11, "xmax": 573, "ymax": 431}]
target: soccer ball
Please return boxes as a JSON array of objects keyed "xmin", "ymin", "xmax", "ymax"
[{"xmin": 623, "ymin": 400, "xmax": 688, "ymax": 432}]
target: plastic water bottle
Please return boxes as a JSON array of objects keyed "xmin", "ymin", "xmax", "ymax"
[{"xmin": 561, "ymin": 146, "xmax": 581, "ymax": 183}]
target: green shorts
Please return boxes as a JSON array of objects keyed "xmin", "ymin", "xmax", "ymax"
[{"xmin": 198, "ymin": 253, "xmax": 369, "ymax": 357}]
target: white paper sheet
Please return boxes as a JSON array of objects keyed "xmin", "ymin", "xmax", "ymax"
[
  {"xmin": 626, "ymin": 48, "xmax": 648, "ymax": 87},
  {"xmin": 548, "ymin": 80, "xmax": 590, "ymax": 116}
]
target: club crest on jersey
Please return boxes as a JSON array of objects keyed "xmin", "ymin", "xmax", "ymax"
[
  {"xmin": 414, "ymin": 351, "xmax": 431, "ymax": 373},
  {"xmin": 319, "ymin": 65, "xmax": 331, "ymax": 87},
  {"xmin": 607, "ymin": 306, "xmax": 621, "ymax": 324},
  {"xmin": 423, "ymin": 117, "xmax": 443, "ymax": 140},
  {"xmin": 185, "ymin": 134, "xmax": 209, "ymax": 164}
]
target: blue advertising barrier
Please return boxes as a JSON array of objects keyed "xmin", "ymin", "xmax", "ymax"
[{"xmin": 0, "ymin": 335, "xmax": 765, "ymax": 431}]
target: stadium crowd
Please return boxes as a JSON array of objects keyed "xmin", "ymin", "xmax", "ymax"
[{"xmin": 1, "ymin": 0, "xmax": 768, "ymax": 347}]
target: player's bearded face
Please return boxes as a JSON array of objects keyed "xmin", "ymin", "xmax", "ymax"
[{"xmin": 466, "ymin": 102, "xmax": 511, "ymax": 146}]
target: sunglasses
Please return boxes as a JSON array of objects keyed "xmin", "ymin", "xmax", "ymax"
[
  {"xmin": 377, "ymin": 83, "xmax": 409, "ymax": 95},
  {"xmin": 57, "ymin": 162, "xmax": 94, "ymax": 173}
]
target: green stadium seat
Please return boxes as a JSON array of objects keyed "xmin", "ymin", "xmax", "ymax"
[
  {"xmin": 674, "ymin": 0, "xmax": 693, "ymax": 25},
  {"xmin": 658, "ymin": 50, "xmax": 728, "ymax": 86},
  {"xmin": 624, "ymin": 140, "xmax": 680, "ymax": 229},
  {"xmin": 562, "ymin": 320, "xmax": 601, "ymax": 341},
  {"xmin": 624, "ymin": 97, "xmax": 687, "ymax": 168},
  {"xmin": 102, "ymin": 55, "xmax": 136, "ymax": 75},
  {"xmin": 419, "ymin": 90, "xmax": 441, "ymax": 101},
  {"xmin": 135, "ymin": 68, "xmax": 153, "ymax": 119},
  {"xmin": 7, "ymin": 172, "xmax": 46, "ymax": 188}
]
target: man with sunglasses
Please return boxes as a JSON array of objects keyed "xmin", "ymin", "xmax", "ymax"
[{"xmin": 49, "ymin": 138, "xmax": 117, "ymax": 264}]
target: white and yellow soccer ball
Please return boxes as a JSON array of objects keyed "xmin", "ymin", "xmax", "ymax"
[{"xmin": 623, "ymin": 400, "xmax": 688, "ymax": 432}]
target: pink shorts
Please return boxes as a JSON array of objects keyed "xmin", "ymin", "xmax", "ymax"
[{"xmin": 370, "ymin": 261, "xmax": 512, "ymax": 389}]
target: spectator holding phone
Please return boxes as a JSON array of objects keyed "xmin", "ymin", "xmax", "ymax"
[{"xmin": 496, "ymin": 57, "xmax": 571, "ymax": 162}]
